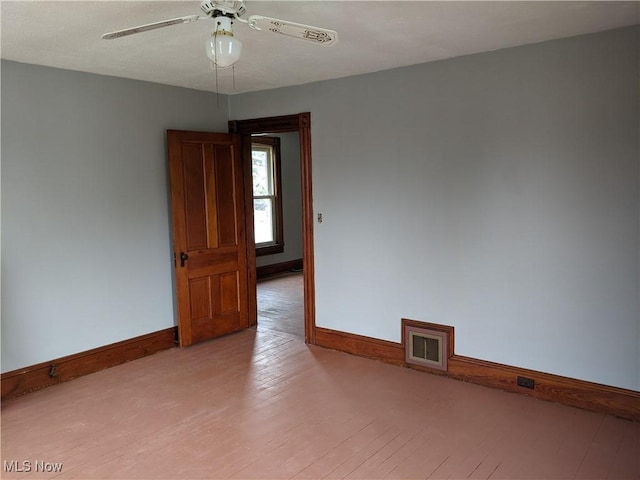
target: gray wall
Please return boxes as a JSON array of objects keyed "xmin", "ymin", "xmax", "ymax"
[
  {"xmin": 231, "ymin": 27, "xmax": 640, "ymax": 390},
  {"xmin": 1, "ymin": 61, "xmax": 228, "ymax": 372},
  {"xmin": 256, "ymin": 132, "xmax": 303, "ymax": 267},
  {"xmin": 2, "ymin": 27, "xmax": 639, "ymax": 391}
]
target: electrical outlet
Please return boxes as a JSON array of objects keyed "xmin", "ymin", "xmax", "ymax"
[{"xmin": 517, "ymin": 376, "xmax": 535, "ymax": 389}]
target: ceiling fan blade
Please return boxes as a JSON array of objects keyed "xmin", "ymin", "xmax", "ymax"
[
  {"xmin": 247, "ymin": 15, "xmax": 338, "ymax": 46},
  {"xmin": 101, "ymin": 15, "xmax": 201, "ymax": 40}
]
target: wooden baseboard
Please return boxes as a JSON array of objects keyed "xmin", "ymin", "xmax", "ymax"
[
  {"xmin": 257, "ymin": 258, "xmax": 303, "ymax": 279},
  {"xmin": 314, "ymin": 326, "xmax": 640, "ymax": 421},
  {"xmin": 1, "ymin": 327, "xmax": 177, "ymax": 400},
  {"xmin": 447, "ymin": 355, "xmax": 640, "ymax": 421},
  {"xmin": 315, "ymin": 327, "xmax": 405, "ymax": 366}
]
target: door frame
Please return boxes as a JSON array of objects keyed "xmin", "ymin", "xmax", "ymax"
[{"xmin": 229, "ymin": 113, "xmax": 317, "ymax": 344}]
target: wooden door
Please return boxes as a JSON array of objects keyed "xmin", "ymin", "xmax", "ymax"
[{"xmin": 167, "ymin": 130, "xmax": 249, "ymax": 346}]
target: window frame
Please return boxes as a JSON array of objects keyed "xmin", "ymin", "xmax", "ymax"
[{"xmin": 251, "ymin": 136, "xmax": 284, "ymax": 256}]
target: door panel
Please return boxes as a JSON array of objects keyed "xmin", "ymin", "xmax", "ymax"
[{"xmin": 168, "ymin": 130, "xmax": 249, "ymax": 346}]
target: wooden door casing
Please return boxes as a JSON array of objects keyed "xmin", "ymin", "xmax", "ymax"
[
  {"xmin": 168, "ymin": 130, "xmax": 249, "ymax": 346},
  {"xmin": 229, "ymin": 113, "xmax": 316, "ymax": 344}
]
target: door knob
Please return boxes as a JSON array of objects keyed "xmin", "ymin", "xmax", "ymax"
[{"xmin": 180, "ymin": 252, "xmax": 189, "ymax": 267}]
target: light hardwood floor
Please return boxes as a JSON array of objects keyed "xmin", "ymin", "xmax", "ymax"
[
  {"xmin": 2, "ymin": 275, "xmax": 638, "ymax": 479},
  {"xmin": 257, "ymin": 272, "xmax": 304, "ymax": 340}
]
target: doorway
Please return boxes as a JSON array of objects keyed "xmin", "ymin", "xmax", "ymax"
[
  {"xmin": 228, "ymin": 113, "xmax": 317, "ymax": 344},
  {"xmin": 252, "ymin": 132, "xmax": 304, "ymax": 339}
]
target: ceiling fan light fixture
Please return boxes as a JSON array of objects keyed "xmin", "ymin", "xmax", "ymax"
[
  {"xmin": 102, "ymin": 1, "xmax": 337, "ymax": 71},
  {"xmin": 206, "ymin": 16, "xmax": 243, "ymax": 68}
]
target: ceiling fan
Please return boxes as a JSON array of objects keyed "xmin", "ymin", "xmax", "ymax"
[{"xmin": 102, "ymin": 0, "xmax": 338, "ymax": 68}]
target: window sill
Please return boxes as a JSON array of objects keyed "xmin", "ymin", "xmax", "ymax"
[{"xmin": 256, "ymin": 244, "xmax": 285, "ymax": 257}]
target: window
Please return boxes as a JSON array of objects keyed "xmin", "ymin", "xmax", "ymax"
[{"xmin": 252, "ymin": 136, "xmax": 284, "ymax": 256}]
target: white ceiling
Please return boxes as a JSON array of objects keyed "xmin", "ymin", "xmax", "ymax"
[{"xmin": 1, "ymin": 1, "xmax": 638, "ymax": 95}]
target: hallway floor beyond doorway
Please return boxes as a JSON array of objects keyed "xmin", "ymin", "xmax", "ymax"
[{"xmin": 257, "ymin": 272, "xmax": 304, "ymax": 339}]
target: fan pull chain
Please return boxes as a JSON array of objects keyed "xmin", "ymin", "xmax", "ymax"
[
  {"xmin": 213, "ymin": 30, "xmax": 220, "ymax": 108},
  {"xmin": 215, "ymin": 59, "xmax": 220, "ymax": 108}
]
